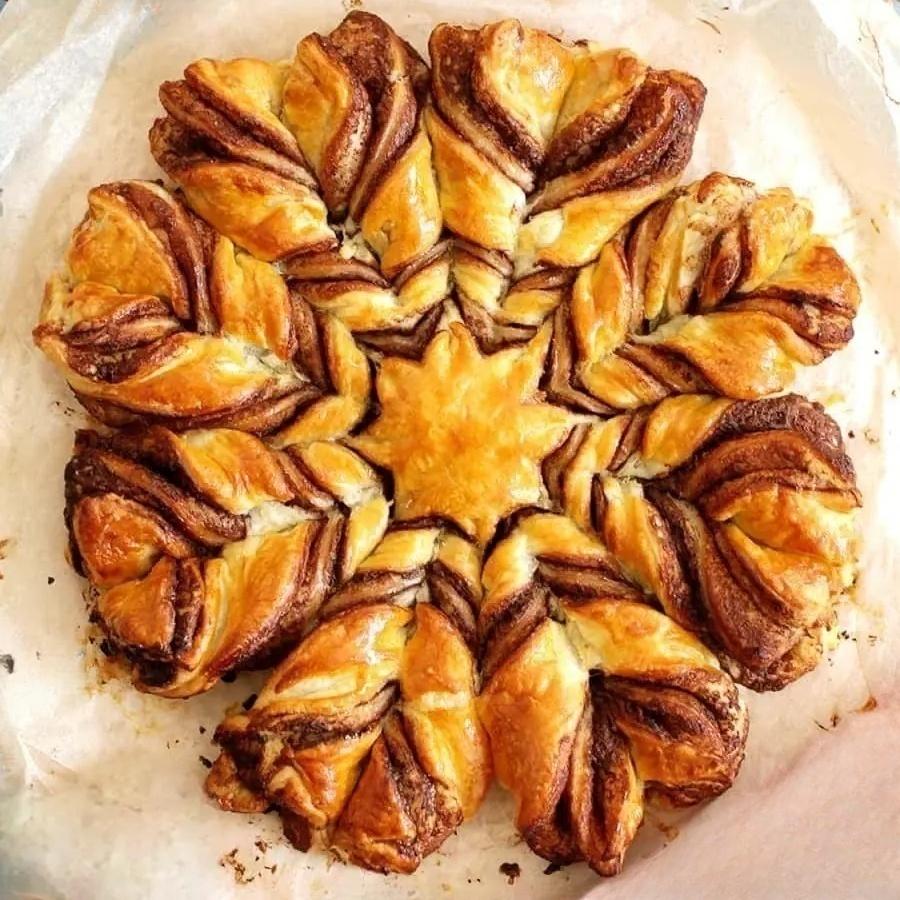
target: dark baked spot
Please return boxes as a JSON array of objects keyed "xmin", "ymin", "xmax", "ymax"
[{"xmin": 499, "ymin": 861, "xmax": 521, "ymax": 884}]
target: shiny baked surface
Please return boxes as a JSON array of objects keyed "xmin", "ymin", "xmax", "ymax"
[
  {"xmin": 33, "ymin": 10, "xmax": 861, "ymax": 881},
  {"xmin": 350, "ymin": 322, "xmax": 575, "ymax": 544}
]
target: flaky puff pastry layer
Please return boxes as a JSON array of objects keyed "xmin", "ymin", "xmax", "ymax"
[
  {"xmin": 549, "ymin": 173, "xmax": 861, "ymax": 411},
  {"xmin": 478, "ymin": 513, "xmax": 748, "ymax": 875},
  {"xmin": 426, "ymin": 21, "xmax": 705, "ymax": 348},
  {"xmin": 349, "ymin": 322, "xmax": 576, "ymax": 545},
  {"xmin": 206, "ymin": 526, "xmax": 490, "ymax": 874},
  {"xmin": 65, "ymin": 427, "xmax": 389, "ymax": 696},
  {"xmin": 149, "ymin": 12, "xmax": 447, "ymax": 349},
  {"xmin": 543, "ymin": 392, "xmax": 859, "ymax": 690},
  {"xmin": 35, "ymin": 180, "xmax": 372, "ymax": 439}
]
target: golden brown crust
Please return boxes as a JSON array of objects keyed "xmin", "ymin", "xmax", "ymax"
[
  {"xmin": 348, "ymin": 323, "xmax": 575, "ymax": 545},
  {"xmin": 551, "ymin": 174, "xmax": 861, "ymax": 410},
  {"xmin": 547, "ymin": 394, "xmax": 859, "ymax": 690},
  {"xmin": 206, "ymin": 527, "xmax": 490, "ymax": 874},
  {"xmin": 283, "ymin": 33, "xmax": 371, "ymax": 215},
  {"xmin": 471, "ymin": 21, "xmax": 574, "ymax": 170},
  {"xmin": 64, "ymin": 428, "xmax": 390, "ymax": 695},
  {"xmin": 150, "ymin": 115, "xmax": 335, "ymax": 262},
  {"xmin": 544, "ymin": 47, "xmax": 648, "ymax": 178},
  {"xmin": 35, "ymin": 180, "xmax": 377, "ymax": 437},
  {"xmin": 327, "ymin": 11, "xmax": 422, "ymax": 223},
  {"xmin": 429, "ymin": 24, "xmax": 534, "ymax": 190},
  {"xmin": 477, "ymin": 513, "xmax": 749, "ymax": 875},
  {"xmin": 159, "ymin": 76, "xmax": 311, "ymax": 185},
  {"xmin": 424, "ymin": 23, "xmax": 705, "ymax": 347}
]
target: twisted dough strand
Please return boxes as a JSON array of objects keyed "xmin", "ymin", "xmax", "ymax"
[
  {"xmin": 427, "ymin": 23, "xmax": 705, "ymax": 349},
  {"xmin": 66, "ymin": 427, "xmax": 388, "ymax": 696},
  {"xmin": 477, "ymin": 513, "xmax": 748, "ymax": 875},
  {"xmin": 543, "ymin": 393, "xmax": 860, "ymax": 690},
  {"xmin": 206, "ymin": 525, "xmax": 490, "ymax": 873},
  {"xmin": 151, "ymin": 12, "xmax": 450, "ymax": 349},
  {"xmin": 34, "ymin": 181, "xmax": 372, "ymax": 437},
  {"xmin": 547, "ymin": 173, "xmax": 861, "ymax": 411}
]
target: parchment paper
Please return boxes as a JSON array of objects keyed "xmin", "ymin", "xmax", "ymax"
[{"xmin": 1, "ymin": 1, "xmax": 899, "ymax": 897}]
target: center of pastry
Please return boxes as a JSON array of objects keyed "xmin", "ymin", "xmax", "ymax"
[{"xmin": 350, "ymin": 323, "xmax": 575, "ymax": 545}]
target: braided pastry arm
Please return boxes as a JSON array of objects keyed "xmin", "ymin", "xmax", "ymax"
[
  {"xmin": 427, "ymin": 22, "xmax": 704, "ymax": 349},
  {"xmin": 206, "ymin": 526, "xmax": 491, "ymax": 873},
  {"xmin": 477, "ymin": 513, "xmax": 748, "ymax": 875},
  {"xmin": 150, "ymin": 54, "xmax": 334, "ymax": 262},
  {"xmin": 545, "ymin": 393, "xmax": 860, "ymax": 689},
  {"xmin": 150, "ymin": 12, "xmax": 450, "ymax": 350},
  {"xmin": 34, "ymin": 181, "xmax": 373, "ymax": 437},
  {"xmin": 65, "ymin": 427, "xmax": 388, "ymax": 696},
  {"xmin": 281, "ymin": 13, "xmax": 448, "ymax": 347},
  {"xmin": 548, "ymin": 173, "xmax": 861, "ymax": 410},
  {"xmin": 34, "ymin": 181, "xmax": 303, "ymax": 430}
]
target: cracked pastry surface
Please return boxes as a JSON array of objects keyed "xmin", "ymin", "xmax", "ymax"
[{"xmin": 34, "ymin": 10, "xmax": 862, "ymax": 880}]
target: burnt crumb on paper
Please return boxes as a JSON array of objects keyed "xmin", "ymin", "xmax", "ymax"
[
  {"xmin": 254, "ymin": 839, "xmax": 269, "ymax": 854},
  {"xmin": 199, "ymin": 755, "xmax": 214, "ymax": 769},
  {"xmin": 859, "ymin": 696, "xmax": 878, "ymax": 713},
  {"xmin": 221, "ymin": 670, "xmax": 238, "ymax": 683},
  {"xmin": 0, "ymin": 654, "xmax": 14, "ymax": 675},
  {"xmin": 199, "ymin": 724, "xmax": 207, "ymax": 735},
  {"xmin": 697, "ymin": 17, "xmax": 722, "ymax": 34},
  {"xmin": 814, "ymin": 712, "xmax": 842, "ymax": 732},
  {"xmin": 220, "ymin": 848, "xmax": 253, "ymax": 885},
  {"xmin": 47, "ymin": 576, "xmax": 55, "ymax": 585},
  {"xmin": 282, "ymin": 809, "xmax": 313, "ymax": 852},
  {"xmin": 544, "ymin": 862, "xmax": 563, "ymax": 875},
  {"xmin": 499, "ymin": 862, "xmax": 521, "ymax": 884},
  {"xmin": 52, "ymin": 400, "xmax": 80, "ymax": 418},
  {"xmin": 242, "ymin": 692, "xmax": 258, "ymax": 710}
]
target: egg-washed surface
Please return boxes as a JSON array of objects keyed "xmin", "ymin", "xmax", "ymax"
[{"xmin": 33, "ymin": 10, "xmax": 861, "ymax": 880}]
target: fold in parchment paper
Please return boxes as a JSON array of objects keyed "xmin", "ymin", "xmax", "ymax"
[{"xmin": 0, "ymin": 1, "xmax": 898, "ymax": 898}]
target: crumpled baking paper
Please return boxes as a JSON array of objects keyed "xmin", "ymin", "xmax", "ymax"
[{"xmin": 1, "ymin": 0, "xmax": 899, "ymax": 897}]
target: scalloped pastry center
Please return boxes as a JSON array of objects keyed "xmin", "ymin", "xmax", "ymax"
[{"xmin": 350, "ymin": 323, "xmax": 575, "ymax": 545}]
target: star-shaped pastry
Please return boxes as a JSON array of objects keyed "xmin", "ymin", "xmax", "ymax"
[{"xmin": 350, "ymin": 322, "xmax": 576, "ymax": 545}]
